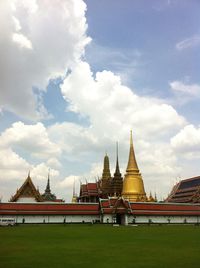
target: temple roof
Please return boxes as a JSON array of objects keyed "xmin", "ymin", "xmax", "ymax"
[
  {"xmin": 79, "ymin": 182, "xmax": 100, "ymax": 197},
  {"xmin": 0, "ymin": 202, "xmax": 99, "ymax": 215},
  {"xmin": 166, "ymin": 176, "xmax": 200, "ymax": 203},
  {"xmin": 10, "ymin": 174, "xmax": 43, "ymax": 202}
]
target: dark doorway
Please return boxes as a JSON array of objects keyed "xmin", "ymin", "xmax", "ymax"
[{"xmin": 116, "ymin": 214, "xmax": 121, "ymax": 224}]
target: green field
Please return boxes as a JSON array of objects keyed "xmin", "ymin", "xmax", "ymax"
[{"xmin": 0, "ymin": 224, "xmax": 200, "ymax": 268}]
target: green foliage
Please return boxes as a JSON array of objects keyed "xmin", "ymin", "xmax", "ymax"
[{"xmin": 0, "ymin": 224, "xmax": 200, "ymax": 268}]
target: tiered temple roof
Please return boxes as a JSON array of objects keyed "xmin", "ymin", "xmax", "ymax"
[
  {"xmin": 166, "ymin": 176, "xmax": 200, "ymax": 203},
  {"xmin": 79, "ymin": 182, "xmax": 100, "ymax": 203},
  {"xmin": 10, "ymin": 174, "xmax": 43, "ymax": 202}
]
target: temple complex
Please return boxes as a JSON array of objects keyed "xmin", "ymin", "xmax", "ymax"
[
  {"xmin": 1, "ymin": 132, "xmax": 200, "ymax": 225},
  {"xmin": 79, "ymin": 133, "xmax": 148, "ymax": 203}
]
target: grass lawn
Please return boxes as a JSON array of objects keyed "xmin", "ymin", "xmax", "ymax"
[{"xmin": 0, "ymin": 224, "xmax": 200, "ymax": 268}]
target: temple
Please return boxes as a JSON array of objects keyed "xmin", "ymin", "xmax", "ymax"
[{"xmin": 10, "ymin": 172, "xmax": 63, "ymax": 203}]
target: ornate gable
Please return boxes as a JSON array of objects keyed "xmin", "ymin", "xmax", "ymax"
[
  {"xmin": 10, "ymin": 174, "xmax": 43, "ymax": 202},
  {"xmin": 112, "ymin": 197, "xmax": 130, "ymax": 214}
]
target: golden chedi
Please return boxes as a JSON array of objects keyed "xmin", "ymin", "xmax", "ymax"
[{"xmin": 122, "ymin": 131, "xmax": 147, "ymax": 202}]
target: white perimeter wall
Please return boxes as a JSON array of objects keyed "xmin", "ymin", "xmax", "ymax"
[
  {"xmin": 1, "ymin": 214, "xmax": 200, "ymax": 224},
  {"xmin": 102, "ymin": 214, "xmax": 200, "ymax": 225},
  {"xmin": 0, "ymin": 215, "xmax": 100, "ymax": 224},
  {"xmin": 128, "ymin": 215, "xmax": 200, "ymax": 224}
]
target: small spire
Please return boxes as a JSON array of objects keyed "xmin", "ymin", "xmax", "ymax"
[
  {"xmin": 114, "ymin": 142, "xmax": 121, "ymax": 177},
  {"xmin": 28, "ymin": 170, "xmax": 31, "ymax": 178},
  {"xmin": 45, "ymin": 170, "xmax": 51, "ymax": 193}
]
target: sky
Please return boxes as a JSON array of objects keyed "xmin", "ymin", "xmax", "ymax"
[{"xmin": 0, "ymin": 0, "xmax": 200, "ymax": 202}]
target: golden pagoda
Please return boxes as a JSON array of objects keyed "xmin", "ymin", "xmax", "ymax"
[{"xmin": 122, "ymin": 131, "xmax": 147, "ymax": 202}]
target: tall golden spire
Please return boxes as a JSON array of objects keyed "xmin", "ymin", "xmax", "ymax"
[
  {"xmin": 126, "ymin": 130, "xmax": 139, "ymax": 172},
  {"xmin": 122, "ymin": 131, "xmax": 147, "ymax": 202}
]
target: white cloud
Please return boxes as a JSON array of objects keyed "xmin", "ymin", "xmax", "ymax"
[
  {"xmin": 171, "ymin": 125, "xmax": 200, "ymax": 156},
  {"xmin": 61, "ymin": 61, "xmax": 186, "ymax": 141},
  {"xmin": 12, "ymin": 32, "xmax": 33, "ymax": 49},
  {"xmin": 0, "ymin": 0, "xmax": 90, "ymax": 120},
  {"xmin": 31, "ymin": 163, "xmax": 59, "ymax": 181},
  {"xmin": 176, "ymin": 35, "xmax": 200, "ymax": 51},
  {"xmin": 0, "ymin": 148, "xmax": 30, "ymax": 181},
  {"xmin": 0, "ymin": 121, "xmax": 61, "ymax": 159},
  {"xmin": 46, "ymin": 158, "xmax": 62, "ymax": 169},
  {"xmin": 169, "ymin": 80, "xmax": 200, "ymax": 106},
  {"xmin": 58, "ymin": 175, "xmax": 80, "ymax": 189},
  {"xmin": 170, "ymin": 80, "xmax": 200, "ymax": 97}
]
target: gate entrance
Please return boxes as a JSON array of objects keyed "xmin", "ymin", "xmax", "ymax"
[{"xmin": 116, "ymin": 214, "xmax": 122, "ymax": 224}]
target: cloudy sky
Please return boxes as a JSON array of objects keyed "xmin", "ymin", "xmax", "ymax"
[{"xmin": 0, "ymin": 0, "xmax": 199, "ymax": 202}]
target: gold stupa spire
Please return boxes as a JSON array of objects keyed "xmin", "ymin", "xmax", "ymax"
[
  {"xmin": 126, "ymin": 130, "xmax": 139, "ymax": 172},
  {"xmin": 122, "ymin": 131, "xmax": 147, "ymax": 202}
]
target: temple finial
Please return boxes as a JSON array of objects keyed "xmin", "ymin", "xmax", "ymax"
[
  {"xmin": 130, "ymin": 130, "xmax": 133, "ymax": 146},
  {"xmin": 28, "ymin": 170, "xmax": 31, "ymax": 178}
]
